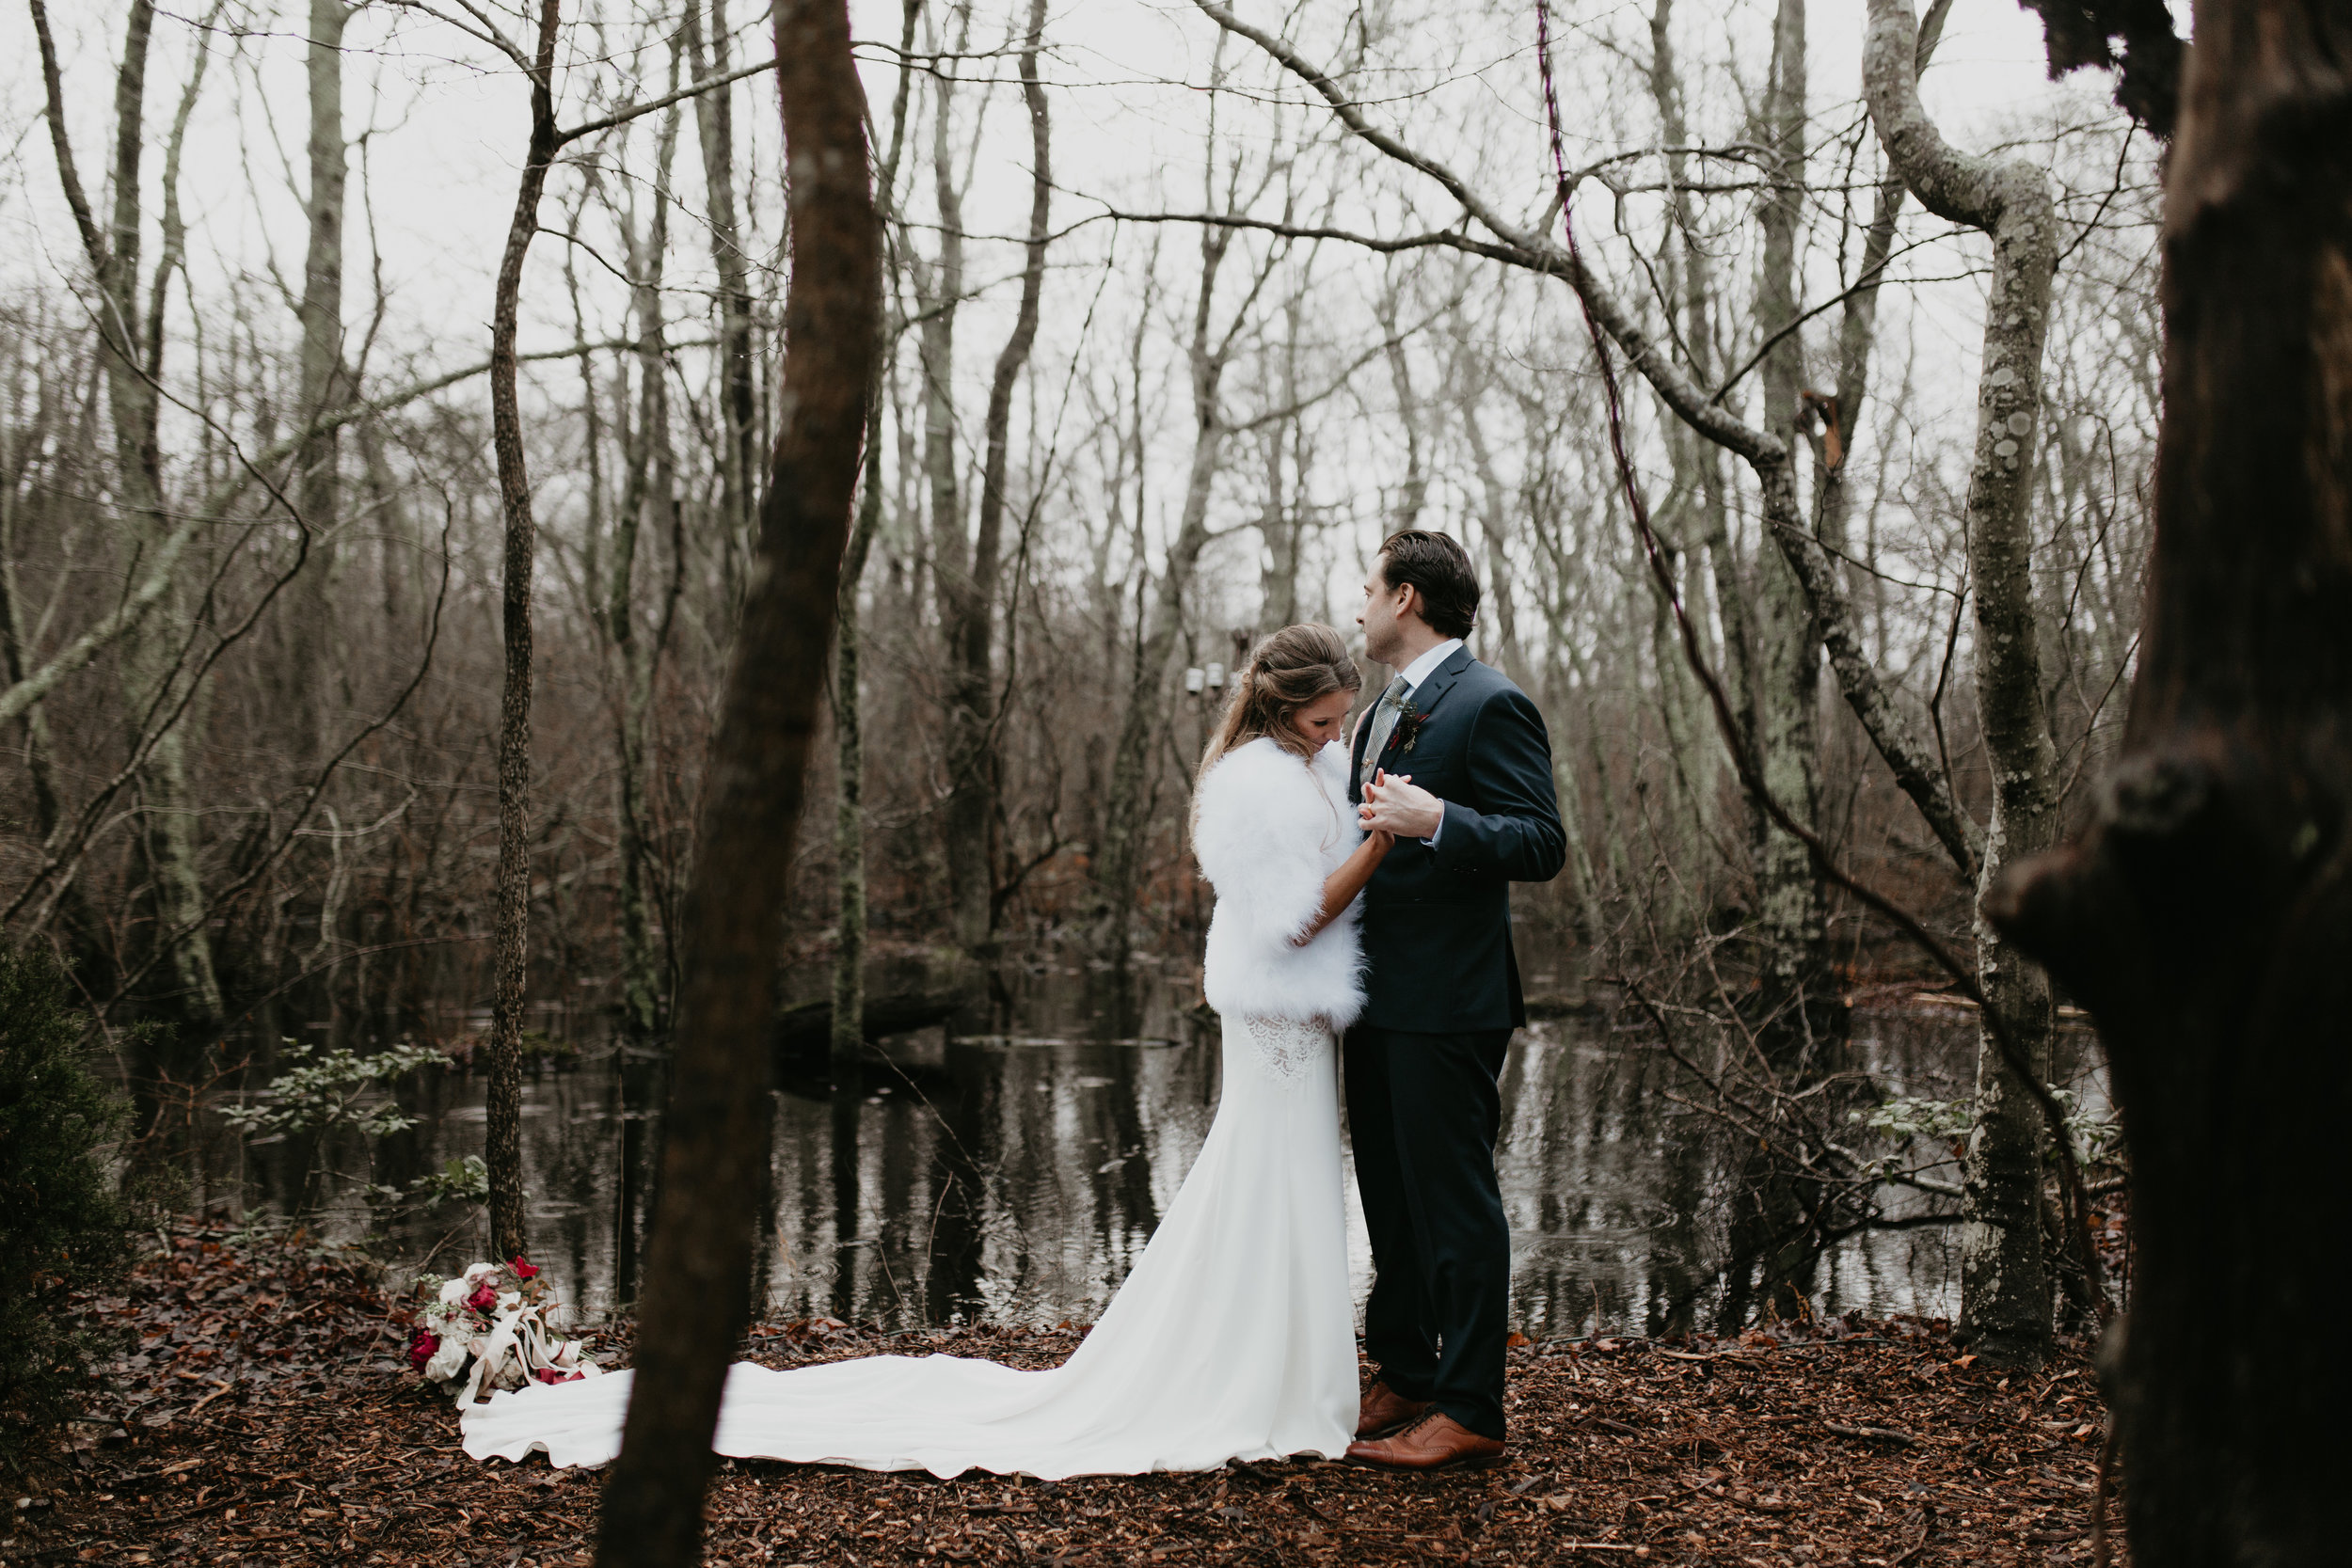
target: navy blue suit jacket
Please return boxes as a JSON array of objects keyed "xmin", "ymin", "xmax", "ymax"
[{"xmin": 1348, "ymin": 647, "xmax": 1566, "ymax": 1032}]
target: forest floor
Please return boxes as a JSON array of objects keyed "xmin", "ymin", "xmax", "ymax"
[{"xmin": 8, "ymin": 1221, "xmax": 2125, "ymax": 1567}]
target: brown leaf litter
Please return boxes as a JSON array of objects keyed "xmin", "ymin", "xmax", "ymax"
[{"xmin": 3, "ymin": 1221, "xmax": 2126, "ymax": 1566}]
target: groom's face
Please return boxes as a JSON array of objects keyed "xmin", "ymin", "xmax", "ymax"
[{"xmin": 1359, "ymin": 562, "xmax": 1413, "ymax": 667}]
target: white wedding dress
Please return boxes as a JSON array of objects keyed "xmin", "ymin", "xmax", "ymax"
[{"xmin": 462, "ymin": 736, "xmax": 1367, "ymax": 1478}]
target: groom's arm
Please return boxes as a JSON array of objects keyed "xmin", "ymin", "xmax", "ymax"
[{"xmin": 1430, "ymin": 688, "xmax": 1565, "ymax": 883}]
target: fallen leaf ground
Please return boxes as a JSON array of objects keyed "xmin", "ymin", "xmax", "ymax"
[{"xmin": 6, "ymin": 1223, "xmax": 2126, "ymax": 1566}]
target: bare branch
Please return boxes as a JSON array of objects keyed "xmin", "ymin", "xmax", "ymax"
[{"xmin": 557, "ymin": 54, "xmax": 778, "ymax": 147}]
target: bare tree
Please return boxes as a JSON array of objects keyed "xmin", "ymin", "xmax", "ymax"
[
  {"xmin": 1744, "ymin": 0, "xmax": 1830, "ymax": 1038},
  {"xmin": 1096, "ymin": 58, "xmax": 1300, "ymax": 952},
  {"xmin": 287, "ymin": 0, "xmax": 352, "ymax": 766},
  {"xmin": 937, "ymin": 0, "xmax": 1052, "ymax": 950},
  {"xmin": 27, "ymin": 0, "xmax": 226, "ymax": 1029},
  {"xmin": 1866, "ymin": 0, "xmax": 2064, "ymax": 1369},
  {"xmin": 604, "ymin": 72, "xmax": 688, "ymax": 1065},
  {"xmin": 683, "ymin": 0, "xmax": 761, "ymax": 597},
  {"xmin": 481, "ymin": 0, "xmax": 565, "ymax": 1267},
  {"xmin": 834, "ymin": 0, "xmax": 924, "ymax": 1074},
  {"xmin": 592, "ymin": 0, "xmax": 878, "ymax": 1556}
]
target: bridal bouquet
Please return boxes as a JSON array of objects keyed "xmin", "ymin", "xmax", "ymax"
[{"xmin": 405, "ymin": 1258, "xmax": 604, "ymax": 1404}]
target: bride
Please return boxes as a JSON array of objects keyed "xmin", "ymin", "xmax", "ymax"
[{"xmin": 462, "ymin": 623, "xmax": 1391, "ymax": 1478}]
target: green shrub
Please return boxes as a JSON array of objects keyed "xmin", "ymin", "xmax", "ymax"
[
  {"xmin": 0, "ymin": 944, "xmax": 133, "ymax": 1456},
  {"xmin": 223, "ymin": 1037, "xmax": 441, "ymax": 1212}
]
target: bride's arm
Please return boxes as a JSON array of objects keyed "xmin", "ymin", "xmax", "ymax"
[{"xmin": 1291, "ymin": 831, "xmax": 1393, "ymax": 945}]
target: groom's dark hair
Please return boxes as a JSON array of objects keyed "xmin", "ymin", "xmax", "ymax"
[{"xmin": 1376, "ymin": 530, "xmax": 1479, "ymax": 639}]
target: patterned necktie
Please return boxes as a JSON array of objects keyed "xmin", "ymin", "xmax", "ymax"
[{"xmin": 1359, "ymin": 673, "xmax": 1413, "ymax": 793}]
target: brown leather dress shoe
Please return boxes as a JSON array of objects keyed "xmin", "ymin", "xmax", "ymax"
[
  {"xmin": 1345, "ymin": 1411, "xmax": 1506, "ymax": 1472},
  {"xmin": 1357, "ymin": 1380, "xmax": 1434, "ymax": 1439}
]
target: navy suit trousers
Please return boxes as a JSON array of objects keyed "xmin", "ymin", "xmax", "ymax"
[{"xmin": 1343, "ymin": 1022, "xmax": 1515, "ymax": 1440}]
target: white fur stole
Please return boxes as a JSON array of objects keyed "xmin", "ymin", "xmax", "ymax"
[{"xmin": 1191, "ymin": 736, "xmax": 1367, "ymax": 1028}]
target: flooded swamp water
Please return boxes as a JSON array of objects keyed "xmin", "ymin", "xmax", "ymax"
[{"xmin": 194, "ymin": 954, "xmax": 2105, "ymax": 1338}]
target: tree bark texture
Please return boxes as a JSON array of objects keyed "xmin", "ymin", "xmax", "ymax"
[
  {"xmin": 486, "ymin": 0, "xmax": 564, "ymax": 1268},
  {"xmin": 591, "ymin": 0, "xmax": 877, "ymax": 1558},
  {"xmin": 1646, "ymin": 0, "xmax": 1745, "ymax": 847},
  {"xmin": 1988, "ymin": 0, "xmax": 2352, "ymax": 1556},
  {"xmin": 1747, "ymin": 0, "xmax": 1833, "ymax": 1040},
  {"xmin": 1865, "ymin": 0, "xmax": 2062, "ymax": 1368}
]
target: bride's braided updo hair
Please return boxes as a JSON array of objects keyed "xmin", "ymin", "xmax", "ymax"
[{"xmin": 1195, "ymin": 623, "xmax": 1363, "ymax": 788}]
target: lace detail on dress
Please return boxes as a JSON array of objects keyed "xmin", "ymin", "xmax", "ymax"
[{"xmin": 1238, "ymin": 1015, "xmax": 1332, "ymax": 1082}]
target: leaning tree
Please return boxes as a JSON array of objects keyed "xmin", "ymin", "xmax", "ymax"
[{"xmin": 590, "ymin": 0, "xmax": 880, "ymax": 1561}]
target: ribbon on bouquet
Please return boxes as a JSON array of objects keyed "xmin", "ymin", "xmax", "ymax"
[{"xmin": 456, "ymin": 1293, "xmax": 604, "ymax": 1405}]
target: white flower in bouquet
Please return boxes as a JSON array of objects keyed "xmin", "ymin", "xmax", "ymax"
[{"xmin": 405, "ymin": 1257, "xmax": 602, "ymax": 1404}]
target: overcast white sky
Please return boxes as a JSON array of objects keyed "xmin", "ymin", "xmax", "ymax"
[{"xmin": 0, "ymin": 0, "xmax": 2101, "ymax": 357}]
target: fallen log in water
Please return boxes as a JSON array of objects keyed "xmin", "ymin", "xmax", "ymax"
[{"xmin": 771, "ymin": 989, "xmax": 966, "ymax": 1056}]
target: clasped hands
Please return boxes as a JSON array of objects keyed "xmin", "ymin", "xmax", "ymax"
[{"xmin": 1359, "ymin": 769, "xmax": 1444, "ymax": 841}]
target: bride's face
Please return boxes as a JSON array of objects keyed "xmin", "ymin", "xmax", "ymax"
[{"xmin": 1287, "ymin": 689, "xmax": 1356, "ymax": 747}]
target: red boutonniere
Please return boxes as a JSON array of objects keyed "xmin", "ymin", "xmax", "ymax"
[{"xmin": 1392, "ymin": 702, "xmax": 1428, "ymax": 756}]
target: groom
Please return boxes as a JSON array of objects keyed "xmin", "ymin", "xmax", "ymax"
[{"xmin": 1346, "ymin": 530, "xmax": 1565, "ymax": 1471}]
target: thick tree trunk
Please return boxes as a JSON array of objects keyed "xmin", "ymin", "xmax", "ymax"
[
  {"xmin": 591, "ymin": 1, "xmax": 877, "ymax": 1557},
  {"xmin": 485, "ymin": 0, "xmax": 564, "ymax": 1268},
  {"xmin": 1864, "ymin": 0, "xmax": 2061, "ymax": 1368},
  {"xmin": 1989, "ymin": 0, "xmax": 2351, "ymax": 1555}
]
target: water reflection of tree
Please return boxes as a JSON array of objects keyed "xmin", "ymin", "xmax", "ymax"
[
  {"xmin": 827, "ymin": 1084, "xmax": 860, "ymax": 1322},
  {"xmin": 922, "ymin": 1039, "xmax": 997, "ymax": 1324},
  {"xmin": 242, "ymin": 988, "xmax": 1985, "ymax": 1338},
  {"xmin": 1500, "ymin": 1024, "xmax": 1693, "ymax": 1337}
]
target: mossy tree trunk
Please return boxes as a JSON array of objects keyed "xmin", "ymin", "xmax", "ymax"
[{"xmin": 1864, "ymin": 0, "xmax": 2062, "ymax": 1369}]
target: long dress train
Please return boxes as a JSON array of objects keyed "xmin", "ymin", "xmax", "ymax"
[{"xmin": 459, "ymin": 1016, "xmax": 1354, "ymax": 1477}]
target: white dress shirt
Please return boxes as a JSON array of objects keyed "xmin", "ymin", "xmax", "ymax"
[
  {"xmin": 1383, "ymin": 637, "xmax": 1462, "ymax": 844},
  {"xmin": 1396, "ymin": 637, "xmax": 1464, "ymax": 694}
]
